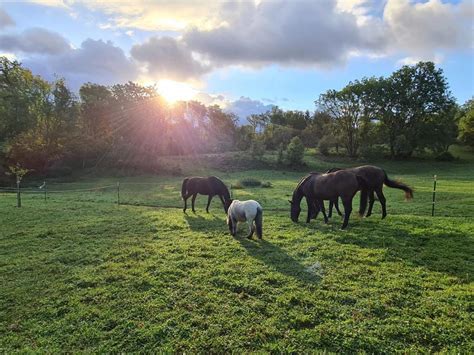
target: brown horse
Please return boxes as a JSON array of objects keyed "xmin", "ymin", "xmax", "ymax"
[
  {"xmin": 290, "ymin": 170, "xmax": 368, "ymax": 229},
  {"xmin": 289, "ymin": 173, "xmax": 342, "ymax": 223},
  {"xmin": 181, "ymin": 176, "xmax": 231, "ymax": 213},
  {"xmin": 325, "ymin": 166, "xmax": 414, "ymax": 219}
]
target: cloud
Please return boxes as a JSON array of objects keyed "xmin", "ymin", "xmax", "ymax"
[
  {"xmin": 183, "ymin": 0, "xmax": 388, "ymax": 68},
  {"xmin": 131, "ymin": 36, "xmax": 210, "ymax": 81},
  {"xmin": 23, "ymin": 38, "xmax": 138, "ymax": 89},
  {"xmin": 0, "ymin": 28, "xmax": 70, "ymax": 55},
  {"xmin": 225, "ymin": 96, "xmax": 274, "ymax": 125},
  {"xmin": 384, "ymin": 0, "xmax": 473, "ymax": 58},
  {"xmin": 0, "ymin": 9, "xmax": 15, "ymax": 28}
]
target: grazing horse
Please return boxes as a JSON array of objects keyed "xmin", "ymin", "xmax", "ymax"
[
  {"xmin": 289, "ymin": 173, "xmax": 342, "ymax": 223},
  {"xmin": 181, "ymin": 176, "xmax": 231, "ymax": 213},
  {"xmin": 290, "ymin": 170, "xmax": 368, "ymax": 229},
  {"xmin": 226, "ymin": 199, "xmax": 263, "ymax": 239},
  {"xmin": 324, "ymin": 166, "xmax": 414, "ymax": 219}
]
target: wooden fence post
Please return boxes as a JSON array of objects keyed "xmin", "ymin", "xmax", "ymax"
[
  {"xmin": 117, "ymin": 182, "xmax": 120, "ymax": 206},
  {"xmin": 16, "ymin": 178, "xmax": 21, "ymax": 208}
]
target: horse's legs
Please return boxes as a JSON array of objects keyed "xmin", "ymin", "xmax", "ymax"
[
  {"xmin": 246, "ymin": 219, "xmax": 255, "ymax": 239},
  {"xmin": 318, "ymin": 200, "xmax": 328, "ymax": 224},
  {"xmin": 375, "ymin": 188, "xmax": 387, "ymax": 219},
  {"xmin": 328, "ymin": 200, "xmax": 333, "ymax": 218},
  {"xmin": 334, "ymin": 197, "xmax": 343, "ymax": 216},
  {"xmin": 218, "ymin": 195, "xmax": 226, "ymax": 212},
  {"xmin": 183, "ymin": 194, "xmax": 189, "ymax": 213},
  {"xmin": 341, "ymin": 197, "xmax": 353, "ymax": 229},
  {"xmin": 191, "ymin": 193, "xmax": 197, "ymax": 213},
  {"xmin": 305, "ymin": 197, "xmax": 313, "ymax": 223},
  {"xmin": 206, "ymin": 195, "xmax": 213, "ymax": 213},
  {"xmin": 365, "ymin": 190, "xmax": 375, "ymax": 217}
]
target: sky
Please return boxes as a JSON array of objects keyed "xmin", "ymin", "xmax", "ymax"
[{"xmin": 0, "ymin": 0, "xmax": 473, "ymax": 123}]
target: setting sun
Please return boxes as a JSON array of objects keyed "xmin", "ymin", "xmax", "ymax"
[{"xmin": 156, "ymin": 80, "xmax": 196, "ymax": 103}]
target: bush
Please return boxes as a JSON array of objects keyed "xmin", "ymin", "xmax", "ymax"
[
  {"xmin": 435, "ymin": 151, "xmax": 455, "ymax": 161},
  {"xmin": 286, "ymin": 136, "xmax": 305, "ymax": 165},
  {"xmin": 250, "ymin": 139, "xmax": 266, "ymax": 160},
  {"xmin": 237, "ymin": 177, "xmax": 262, "ymax": 187},
  {"xmin": 318, "ymin": 135, "xmax": 333, "ymax": 156},
  {"xmin": 277, "ymin": 143, "xmax": 285, "ymax": 164}
]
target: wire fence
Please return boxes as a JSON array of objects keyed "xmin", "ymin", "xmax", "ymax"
[{"xmin": 1, "ymin": 177, "xmax": 473, "ymax": 218}]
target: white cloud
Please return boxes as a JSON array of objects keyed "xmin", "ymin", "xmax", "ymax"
[
  {"xmin": 0, "ymin": 28, "xmax": 71, "ymax": 55},
  {"xmin": 130, "ymin": 36, "xmax": 210, "ymax": 81},
  {"xmin": 384, "ymin": 0, "xmax": 473, "ymax": 58},
  {"xmin": 0, "ymin": 8, "xmax": 15, "ymax": 28},
  {"xmin": 23, "ymin": 38, "xmax": 138, "ymax": 89}
]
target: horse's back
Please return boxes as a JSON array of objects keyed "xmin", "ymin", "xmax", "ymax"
[
  {"xmin": 350, "ymin": 165, "xmax": 385, "ymax": 187},
  {"xmin": 229, "ymin": 199, "xmax": 261, "ymax": 221}
]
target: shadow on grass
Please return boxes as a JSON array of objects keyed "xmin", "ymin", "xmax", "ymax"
[
  {"xmin": 236, "ymin": 238, "xmax": 320, "ymax": 284},
  {"xmin": 183, "ymin": 213, "xmax": 226, "ymax": 232},
  {"xmin": 335, "ymin": 219, "xmax": 474, "ymax": 283}
]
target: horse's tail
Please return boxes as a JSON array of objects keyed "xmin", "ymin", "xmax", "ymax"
[
  {"xmin": 255, "ymin": 206, "xmax": 263, "ymax": 239},
  {"xmin": 181, "ymin": 178, "xmax": 189, "ymax": 199},
  {"xmin": 383, "ymin": 171, "xmax": 414, "ymax": 200},
  {"xmin": 356, "ymin": 175, "xmax": 369, "ymax": 216}
]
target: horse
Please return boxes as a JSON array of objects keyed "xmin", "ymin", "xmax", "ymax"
[
  {"xmin": 226, "ymin": 199, "xmax": 263, "ymax": 239},
  {"xmin": 290, "ymin": 170, "xmax": 368, "ymax": 229},
  {"xmin": 323, "ymin": 166, "xmax": 414, "ymax": 219},
  {"xmin": 181, "ymin": 176, "xmax": 231, "ymax": 213},
  {"xmin": 289, "ymin": 173, "xmax": 342, "ymax": 223}
]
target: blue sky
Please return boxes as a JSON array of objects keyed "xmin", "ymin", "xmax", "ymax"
[{"xmin": 1, "ymin": 0, "xmax": 472, "ymax": 120}]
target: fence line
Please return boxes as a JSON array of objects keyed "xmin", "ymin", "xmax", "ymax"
[{"xmin": 1, "ymin": 180, "xmax": 472, "ymax": 218}]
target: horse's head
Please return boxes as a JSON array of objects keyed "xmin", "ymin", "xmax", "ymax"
[
  {"xmin": 224, "ymin": 199, "xmax": 233, "ymax": 214},
  {"xmin": 288, "ymin": 199, "xmax": 301, "ymax": 222}
]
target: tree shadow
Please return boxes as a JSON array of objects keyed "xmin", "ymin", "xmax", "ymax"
[
  {"xmin": 334, "ymin": 219, "xmax": 473, "ymax": 283},
  {"xmin": 235, "ymin": 238, "xmax": 320, "ymax": 284}
]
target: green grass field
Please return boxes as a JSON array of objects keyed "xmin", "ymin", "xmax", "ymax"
[{"xmin": 1, "ymin": 152, "xmax": 473, "ymax": 352}]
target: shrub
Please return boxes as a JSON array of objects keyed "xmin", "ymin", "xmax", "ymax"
[
  {"xmin": 286, "ymin": 136, "xmax": 305, "ymax": 165},
  {"xmin": 250, "ymin": 139, "xmax": 266, "ymax": 160},
  {"xmin": 318, "ymin": 135, "xmax": 332, "ymax": 156},
  {"xmin": 435, "ymin": 151, "xmax": 455, "ymax": 161},
  {"xmin": 277, "ymin": 143, "xmax": 285, "ymax": 164},
  {"xmin": 237, "ymin": 177, "xmax": 262, "ymax": 187}
]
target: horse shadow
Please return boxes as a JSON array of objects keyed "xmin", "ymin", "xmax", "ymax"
[
  {"xmin": 183, "ymin": 212, "xmax": 225, "ymax": 232},
  {"xmin": 235, "ymin": 238, "xmax": 321, "ymax": 284},
  {"xmin": 334, "ymin": 219, "xmax": 473, "ymax": 283}
]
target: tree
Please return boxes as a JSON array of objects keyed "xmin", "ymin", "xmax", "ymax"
[
  {"xmin": 317, "ymin": 81, "xmax": 371, "ymax": 157},
  {"xmin": 376, "ymin": 62, "xmax": 456, "ymax": 158},
  {"xmin": 458, "ymin": 98, "xmax": 474, "ymax": 148},
  {"xmin": 286, "ymin": 136, "xmax": 305, "ymax": 165}
]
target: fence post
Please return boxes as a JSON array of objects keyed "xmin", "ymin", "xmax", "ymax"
[
  {"xmin": 44, "ymin": 181, "xmax": 47, "ymax": 202},
  {"xmin": 16, "ymin": 177, "xmax": 21, "ymax": 208},
  {"xmin": 117, "ymin": 182, "xmax": 120, "ymax": 206},
  {"xmin": 431, "ymin": 175, "xmax": 437, "ymax": 217}
]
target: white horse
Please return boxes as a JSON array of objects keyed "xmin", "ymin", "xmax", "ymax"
[{"xmin": 226, "ymin": 199, "xmax": 263, "ymax": 239}]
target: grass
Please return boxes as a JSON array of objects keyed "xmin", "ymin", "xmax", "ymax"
[{"xmin": 1, "ymin": 151, "xmax": 473, "ymax": 352}]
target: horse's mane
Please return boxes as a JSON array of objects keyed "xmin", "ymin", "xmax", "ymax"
[{"xmin": 295, "ymin": 173, "xmax": 318, "ymax": 193}]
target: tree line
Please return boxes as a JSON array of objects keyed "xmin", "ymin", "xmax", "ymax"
[{"xmin": 0, "ymin": 57, "xmax": 473, "ymax": 179}]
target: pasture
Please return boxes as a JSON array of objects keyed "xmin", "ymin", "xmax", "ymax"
[{"xmin": 1, "ymin": 154, "xmax": 473, "ymax": 352}]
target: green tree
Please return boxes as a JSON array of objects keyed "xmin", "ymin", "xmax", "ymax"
[
  {"xmin": 286, "ymin": 136, "xmax": 305, "ymax": 165},
  {"xmin": 458, "ymin": 98, "xmax": 474, "ymax": 148}
]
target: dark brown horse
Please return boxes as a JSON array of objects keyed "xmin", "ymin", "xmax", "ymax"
[
  {"xmin": 324, "ymin": 166, "xmax": 414, "ymax": 219},
  {"xmin": 290, "ymin": 170, "xmax": 368, "ymax": 229},
  {"xmin": 181, "ymin": 176, "xmax": 231, "ymax": 213},
  {"xmin": 289, "ymin": 173, "xmax": 342, "ymax": 223}
]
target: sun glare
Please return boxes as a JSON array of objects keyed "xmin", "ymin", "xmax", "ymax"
[{"xmin": 156, "ymin": 80, "xmax": 196, "ymax": 103}]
